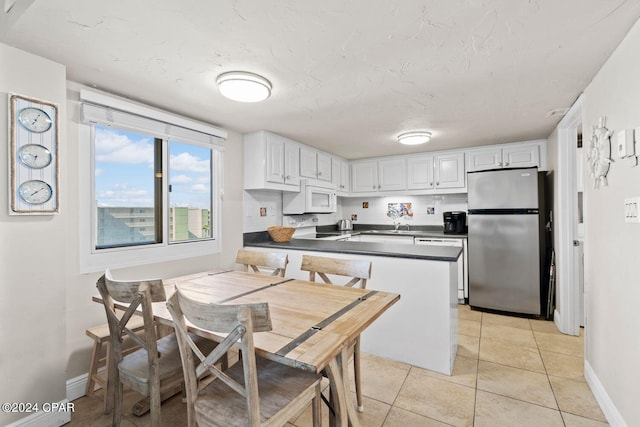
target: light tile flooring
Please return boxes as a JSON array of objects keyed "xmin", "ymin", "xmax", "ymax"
[{"xmin": 67, "ymin": 306, "xmax": 607, "ymax": 426}]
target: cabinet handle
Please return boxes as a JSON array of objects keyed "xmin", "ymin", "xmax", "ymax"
[
  {"xmin": 504, "ymin": 161, "xmax": 509, "ymax": 166},
  {"xmin": 430, "ymin": 182, "xmax": 433, "ymax": 186},
  {"xmin": 378, "ymin": 185, "xmax": 381, "ymax": 189},
  {"xmin": 318, "ymin": 171, "xmax": 322, "ymax": 176},
  {"xmin": 286, "ymin": 175, "xmax": 291, "ymax": 180},
  {"xmin": 436, "ymin": 182, "xmax": 439, "ymax": 186},
  {"xmin": 498, "ymin": 162, "xmax": 503, "ymax": 166}
]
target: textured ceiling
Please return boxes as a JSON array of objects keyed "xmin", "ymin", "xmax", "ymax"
[{"xmin": 2, "ymin": 0, "xmax": 640, "ymax": 159}]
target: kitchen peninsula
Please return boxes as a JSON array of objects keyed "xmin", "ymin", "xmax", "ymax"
[{"xmin": 243, "ymin": 230, "xmax": 462, "ymax": 375}]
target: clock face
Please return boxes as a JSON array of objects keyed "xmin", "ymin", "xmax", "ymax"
[
  {"xmin": 18, "ymin": 144, "xmax": 52, "ymax": 169},
  {"xmin": 18, "ymin": 107, "xmax": 52, "ymax": 133},
  {"xmin": 18, "ymin": 180, "xmax": 53, "ymax": 204}
]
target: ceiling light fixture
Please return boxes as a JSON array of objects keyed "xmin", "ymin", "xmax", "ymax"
[
  {"xmin": 216, "ymin": 71, "xmax": 272, "ymax": 102},
  {"xmin": 398, "ymin": 131, "xmax": 432, "ymax": 145}
]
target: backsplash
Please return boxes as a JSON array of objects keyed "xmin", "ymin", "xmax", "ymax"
[
  {"xmin": 244, "ymin": 190, "xmax": 467, "ymax": 231},
  {"xmin": 243, "ymin": 190, "xmax": 342, "ymax": 232},
  {"xmin": 340, "ymin": 194, "xmax": 468, "ymax": 226}
]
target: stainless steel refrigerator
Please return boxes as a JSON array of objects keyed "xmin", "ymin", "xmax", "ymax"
[{"xmin": 467, "ymin": 167, "xmax": 546, "ymax": 316}]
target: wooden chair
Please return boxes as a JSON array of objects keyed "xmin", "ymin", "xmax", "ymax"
[
  {"xmin": 97, "ymin": 269, "xmax": 215, "ymax": 427},
  {"xmin": 236, "ymin": 249, "xmax": 289, "ymax": 277},
  {"xmin": 85, "ymin": 315, "xmax": 145, "ymax": 411},
  {"xmin": 300, "ymin": 254, "xmax": 372, "ymax": 412},
  {"xmin": 166, "ymin": 289, "xmax": 322, "ymax": 427}
]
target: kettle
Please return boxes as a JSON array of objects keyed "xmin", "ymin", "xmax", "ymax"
[{"xmin": 337, "ymin": 219, "xmax": 353, "ymax": 231}]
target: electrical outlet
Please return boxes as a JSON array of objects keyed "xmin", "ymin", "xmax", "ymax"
[{"xmin": 624, "ymin": 197, "xmax": 640, "ymax": 223}]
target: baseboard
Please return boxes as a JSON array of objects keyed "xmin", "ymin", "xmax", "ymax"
[
  {"xmin": 4, "ymin": 399, "xmax": 71, "ymax": 427},
  {"xmin": 585, "ymin": 360, "xmax": 627, "ymax": 427},
  {"xmin": 66, "ymin": 373, "xmax": 89, "ymax": 402}
]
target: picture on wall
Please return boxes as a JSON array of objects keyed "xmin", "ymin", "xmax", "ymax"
[{"xmin": 387, "ymin": 202, "xmax": 413, "ymax": 219}]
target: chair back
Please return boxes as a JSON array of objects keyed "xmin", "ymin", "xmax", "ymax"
[
  {"xmin": 300, "ymin": 254, "xmax": 372, "ymax": 289},
  {"xmin": 166, "ymin": 290, "xmax": 271, "ymax": 426},
  {"xmin": 236, "ymin": 249, "xmax": 289, "ymax": 277},
  {"xmin": 96, "ymin": 270, "xmax": 166, "ymax": 398}
]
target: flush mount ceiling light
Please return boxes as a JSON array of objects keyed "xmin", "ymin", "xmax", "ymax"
[
  {"xmin": 398, "ymin": 131, "xmax": 432, "ymax": 145},
  {"xmin": 216, "ymin": 71, "xmax": 272, "ymax": 102}
]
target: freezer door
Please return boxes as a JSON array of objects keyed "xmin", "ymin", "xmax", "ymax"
[
  {"xmin": 468, "ymin": 214, "xmax": 541, "ymax": 315},
  {"xmin": 468, "ymin": 168, "xmax": 539, "ymax": 210}
]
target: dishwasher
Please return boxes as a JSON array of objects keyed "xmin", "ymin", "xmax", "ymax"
[{"xmin": 414, "ymin": 237, "xmax": 468, "ymax": 302}]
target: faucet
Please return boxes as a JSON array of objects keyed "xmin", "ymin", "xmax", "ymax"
[
  {"xmin": 400, "ymin": 223, "xmax": 410, "ymax": 231},
  {"xmin": 393, "ymin": 221, "xmax": 400, "ymax": 231}
]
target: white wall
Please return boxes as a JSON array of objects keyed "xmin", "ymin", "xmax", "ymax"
[
  {"xmin": 0, "ymin": 43, "xmax": 245, "ymax": 424},
  {"xmin": 0, "ymin": 43, "xmax": 68, "ymax": 425},
  {"xmin": 582, "ymin": 19, "xmax": 640, "ymax": 426}
]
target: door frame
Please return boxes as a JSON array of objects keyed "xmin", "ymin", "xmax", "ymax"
[{"xmin": 555, "ymin": 95, "xmax": 582, "ymax": 336}]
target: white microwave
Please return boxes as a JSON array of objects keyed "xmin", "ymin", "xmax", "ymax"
[{"xmin": 283, "ymin": 181, "xmax": 337, "ymax": 214}]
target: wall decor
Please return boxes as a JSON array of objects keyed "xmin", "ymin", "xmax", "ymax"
[
  {"xmin": 8, "ymin": 93, "xmax": 59, "ymax": 214},
  {"xmin": 426, "ymin": 206, "xmax": 435, "ymax": 215},
  {"xmin": 387, "ymin": 202, "xmax": 413, "ymax": 219},
  {"xmin": 586, "ymin": 116, "xmax": 613, "ymax": 189},
  {"xmin": 362, "ymin": 202, "xmax": 368, "ymax": 208}
]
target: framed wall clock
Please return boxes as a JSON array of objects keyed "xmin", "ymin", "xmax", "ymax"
[
  {"xmin": 587, "ymin": 116, "xmax": 613, "ymax": 189},
  {"xmin": 8, "ymin": 93, "xmax": 59, "ymax": 215}
]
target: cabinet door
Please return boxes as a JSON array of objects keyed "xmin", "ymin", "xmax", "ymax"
[
  {"xmin": 379, "ymin": 158, "xmax": 406, "ymax": 191},
  {"xmin": 434, "ymin": 152, "xmax": 465, "ymax": 189},
  {"xmin": 407, "ymin": 155, "xmax": 434, "ymax": 190},
  {"xmin": 340, "ymin": 160, "xmax": 350, "ymax": 192},
  {"xmin": 351, "ymin": 161, "xmax": 378, "ymax": 192},
  {"xmin": 283, "ymin": 142, "xmax": 300, "ymax": 186},
  {"xmin": 265, "ymin": 134, "xmax": 285, "ymax": 183},
  {"xmin": 466, "ymin": 148, "xmax": 502, "ymax": 172},
  {"xmin": 502, "ymin": 145, "xmax": 539, "ymax": 169},
  {"xmin": 316, "ymin": 152, "xmax": 332, "ymax": 182},
  {"xmin": 299, "ymin": 146, "xmax": 317, "ymax": 179}
]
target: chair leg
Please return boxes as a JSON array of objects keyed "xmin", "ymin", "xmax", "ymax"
[
  {"xmin": 113, "ymin": 379, "xmax": 123, "ymax": 427},
  {"xmin": 354, "ymin": 337, "xmax": 364, "ymax": 412},
  {"xmin": 85, "ymin": 339, "xmax": 102, "ymax": 397},
  {"xmin": 312, "ymin": 382, "xmax": 322, "ymax": 427}
]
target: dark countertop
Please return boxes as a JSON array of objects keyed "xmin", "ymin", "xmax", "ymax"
[
  {"xmin": 324, "ymin": 224, "xmax": 467, "ymax": 239},
  {"xmin": 243, "ymin": 230, "xmax": 462, "ymax": 262}
]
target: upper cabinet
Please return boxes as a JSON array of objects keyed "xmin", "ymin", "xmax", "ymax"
[
  {"xmin": 244, "ymin": 131, "xmax": 300, "ymax": 191},
  {"xmin": 434, "ymin": 153, "xmax": 465, "ymax": 189},
  {"xmin": 332, "ymin": 156, "xmax": 350, "ymax": 193},
  {"xmin": 300, "ymin": 146, "xmax": 332, "ymax": 183},
  {"xmin": 244, "ymin": 131, "xmax": 546, "ymax": 195},
  {"xmin": 466, "ymin": 141, "xmax": 544, "ymax": 172},
  {"xmin": 407, "ymin": 152, "xmax": 465, "ymax": 190},
  {"xmin": 351, "ymin": 158, "xmax": 406, "ymax": 193}
]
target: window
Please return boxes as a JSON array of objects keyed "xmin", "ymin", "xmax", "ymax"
[{"xmin": 79, "ymin": 88, "xmax": 226, "ymax": 273}]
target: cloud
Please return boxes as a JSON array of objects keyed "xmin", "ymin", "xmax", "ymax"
[
  {"xmin": 97, "ymin": 183, "xmax": 152, "ymax": 206},
  {"xmin": 95, "ymin": 128, "xmax": 154, "ymax": 165},
  {"xmin": 190, "ymin": 183, "xmax": 209, "ymax": 193},
  {"xmin": 171, "ymin": 174, "xmax": 192, "ymax": 184},
  {"xmin": 170, "ymin": 152, "xmax": 210, "ymax": 173}
]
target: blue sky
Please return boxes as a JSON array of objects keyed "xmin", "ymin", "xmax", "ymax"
[{"xmin": 95, "ymin": 126, "xmax": 212, "ymax": 209}]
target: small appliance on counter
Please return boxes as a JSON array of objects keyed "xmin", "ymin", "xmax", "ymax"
[
  {"xmin": 443, "ymin": 211, "xmax": 467, "ymax": 234},
  {"xmin": 337, "ymin": 219, "xmax": 353, "ymax": 231}
]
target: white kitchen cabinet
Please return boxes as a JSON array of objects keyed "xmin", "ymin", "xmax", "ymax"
[
  {"xmin": 434, "ymin": 152, "xmax": 465, "ymax": 189},
  {"xmin": 407, "ymin": 155, "xmax": 435, "ymax": 190},
  {"xmin": 300, "ymin": 146, "xmax": 332, "ymax": 182},
  {"xmin": 244, "ymin": 131, "xmax": 300, "ymax": 191},
  {"xmin": 351, "ymin": 159, "xmax": 406, "ymax": 192},
  {"xmin": 466, "ymin": 142, "xmax": 541, "ymax": 172},
  {"xmin": 351, "ymin": 161, "xmax": 378, "ymax": 192},
  {"xmin": 332, "ymin": 156, "xmax": 350, "ymax": 193}
]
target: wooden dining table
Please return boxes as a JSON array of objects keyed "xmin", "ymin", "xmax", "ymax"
[{"xmin": 94, "ymin": 269, "xmax": 400, "ymax": 427}]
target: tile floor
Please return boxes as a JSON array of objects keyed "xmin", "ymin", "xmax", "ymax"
[{"xmin": 67, "ymin": 305, "xmax": 608, "ymax": 426}]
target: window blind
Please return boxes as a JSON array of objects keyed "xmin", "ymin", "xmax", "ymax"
[{"xmin": 80, "ymin": 89, "xmax": 226, "ymax": 148}]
